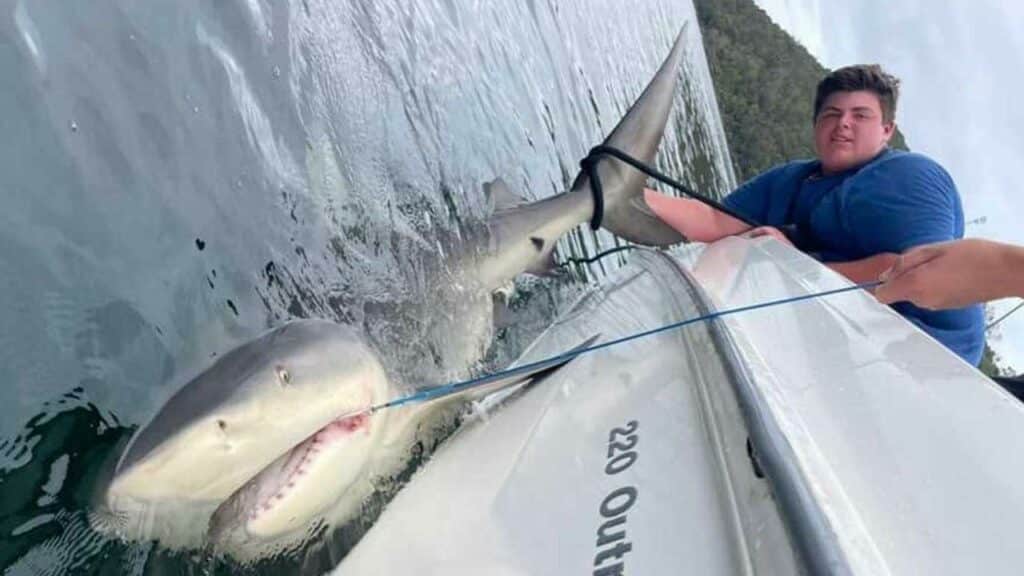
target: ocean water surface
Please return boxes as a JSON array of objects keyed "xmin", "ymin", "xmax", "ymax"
[{"xmin": 0, "ymin": 0, "xmax": 733, "ymax": 573}]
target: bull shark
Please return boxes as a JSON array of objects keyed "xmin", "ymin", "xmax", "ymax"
[{"xmin": 101, "ymin": 26, "xmax": 689, "ymax": 560}]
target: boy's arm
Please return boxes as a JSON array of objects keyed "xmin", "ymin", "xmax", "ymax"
[
  {"xmin": 744, "ymin": 227, "xmax": 898, "ymax": 285},
  {"xmin": 825, "ymin": 253, "xmax": 899, "ymax": 285},
  {"xmin": 644, "ymin": 189, "xmax": 751, "ymax": 242}
]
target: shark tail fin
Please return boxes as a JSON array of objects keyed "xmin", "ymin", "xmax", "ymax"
[
  {"xmin": 600, "ymin": 187, "xmax": 687, "ymax": 246},
  {"xmin": 573, "ymin": 25, "xmax": 691, "ymax": 247}
]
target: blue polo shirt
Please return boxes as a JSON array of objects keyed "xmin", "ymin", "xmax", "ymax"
[{"xmin": 722, "ymin": 148, "xmax": 984, "ymax": 365}]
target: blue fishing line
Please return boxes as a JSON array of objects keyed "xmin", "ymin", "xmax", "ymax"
[{"xmin": 372, "ymin": 280, "xmax": 882, "ymax": 412}]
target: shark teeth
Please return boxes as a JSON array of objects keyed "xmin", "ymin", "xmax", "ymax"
[{"xmin": 248, "ymin": 412, "xmax": 372, "ymax": 523}]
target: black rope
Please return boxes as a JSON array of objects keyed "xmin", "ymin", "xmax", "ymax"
[
  {"xmin": 568, "ymin": 145, "xmax": 759, "ymax": 271},
  {"xmin": 556, "ymin": 244, "xmax": 641, "ymax": 268},
  {"xmin": 579, "ymin": 153, "xmax": 605, "ymax": 230},
  {"xmin": 580, "ymin": 144, "xmax": 760, "ymax": 230}
]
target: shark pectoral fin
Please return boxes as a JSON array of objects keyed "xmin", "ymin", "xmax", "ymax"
[
  {"xmin": 525, "ymin": 238, "xmax": 561, "ymax": 277},
  {"xmin": 439, "ymin": 334, "xmax": 601, "ymax": 405},
  {"xmin": 512, "ymin": 333, "xmax": 601, "ymax": 392},
  {"xmin": 484, "ymin": 178, "xmax": 531, "ymax": 213}
]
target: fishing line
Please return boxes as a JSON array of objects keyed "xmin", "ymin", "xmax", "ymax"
[
  {"xmin": 368, "ymin": 280, "xmax": 881, "ymax": 413},
  {"xmin": 987, "ymin": 299, "xmax": 1024, "ymax": 332},
  {"xmin": 556, "ymin": 244, "xmax": 642, "ymax": 268}
]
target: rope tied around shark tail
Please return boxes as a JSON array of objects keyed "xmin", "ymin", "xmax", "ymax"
[
  {"xmin": 580, "ymin": 145, "xmax": 760, "ymax": 230},
  {"xmin": 580, "ymin": 153, "xmax": 606, "ymax": 230}
]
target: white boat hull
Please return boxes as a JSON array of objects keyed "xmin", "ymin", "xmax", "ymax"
[{"xmin": 338, "ymin": 238, "xmax": 1024, "ymax": 575}]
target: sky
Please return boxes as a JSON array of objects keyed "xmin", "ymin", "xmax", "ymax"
[{"xmin": 751, "ymin": 0, "xmax": 1024, "ymax": 371}]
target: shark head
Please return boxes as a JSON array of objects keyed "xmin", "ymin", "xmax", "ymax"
[{"xmin": 106, "ymin": 320, "xmax": 390, "ymax": 516}]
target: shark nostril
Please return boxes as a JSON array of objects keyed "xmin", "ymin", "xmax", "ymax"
[{"xmin": 276, "ymin": 365, "xmax": 291, "ymax": 386}]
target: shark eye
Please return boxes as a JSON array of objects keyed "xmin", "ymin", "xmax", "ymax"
[
  {"xmin": 217, "ymin": 419, "xmax": 228, "ymax": 432},
  {"xmin": 276, "ymin": 365, "xmax": 291, "ymax": 386}
]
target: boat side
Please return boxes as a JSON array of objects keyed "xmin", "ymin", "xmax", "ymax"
[
  {"xmin": 337, "ymin": 248, "xmax": 800, "ymax": 575},
  {"xmin": 685, "ymin": 237, "xmax": 1024, "ymax": 575}
]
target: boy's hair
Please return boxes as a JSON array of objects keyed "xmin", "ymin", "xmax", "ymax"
[{"xmin": 813, "ymin": 64, "xmax": 900, "ymax": 123}]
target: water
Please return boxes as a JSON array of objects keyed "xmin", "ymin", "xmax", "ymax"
[{"xmin": 0, "ymin": 0, "xmax": 733, "ymax": 573}]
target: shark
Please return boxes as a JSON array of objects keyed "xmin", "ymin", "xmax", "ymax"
[{"xmin": 100, "ymin": 26, "xmax": 689, "ymax": 561}]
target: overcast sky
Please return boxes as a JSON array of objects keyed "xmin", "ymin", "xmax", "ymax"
[{"xmin": 751, "ymin": 0, "xmax": 1024, "ymax": 371}]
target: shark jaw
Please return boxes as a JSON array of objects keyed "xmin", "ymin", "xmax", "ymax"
[
  {"xmin": 242, "ymin": 412, "xmax": 374, "ymax": 533},
  {"xmin": 206, "ymin": 408, "xmax": 387, "ymax": 558},
  {"xmin": 100, "ymin": 320, "xmax": 392, "ymax": 552}
]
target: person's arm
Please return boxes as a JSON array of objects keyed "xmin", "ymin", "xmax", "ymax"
[
  {"xmin": 643, "ymin": 189, "xmax": 750, "ymax": 242},
  {"xmin": 839, "ymin": 155, "xmax": 968, "ymax": 294},
  {"xmin": 645, "ymin": 190, "xmax": 899, "ymax": 285},
  {"xmin": 743, "ymin": 226, "xmax": 898, "ymax": 284},
  {"xmin": 826, "ymin": 253, "xmax": 899, "ymax": 285},
  {"xmin": 875, "ymin": 239, "xmax": 1024, "ymax": 309}
]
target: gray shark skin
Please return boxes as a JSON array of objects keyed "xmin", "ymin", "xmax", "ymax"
[
  {"xmin": 469, "ymin": 24, "xmax": 688, "ymax": 292},
  {"xmin": 101, "ymin": 26, "xmax": 690, "ymax": 560}
]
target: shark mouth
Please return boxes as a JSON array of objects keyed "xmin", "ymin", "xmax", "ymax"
[
  {"xmin": 248, "ymin": 413, "xmax": 372, "ymax": 522},
  {"xmin": 207, "ymin": 409, "xmax": 380, "ymax": 548}
]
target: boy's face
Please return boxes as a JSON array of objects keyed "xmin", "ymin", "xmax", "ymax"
[{"xmin": 814, "ymin": 90, "xmax": 895, "ymax": 174}]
